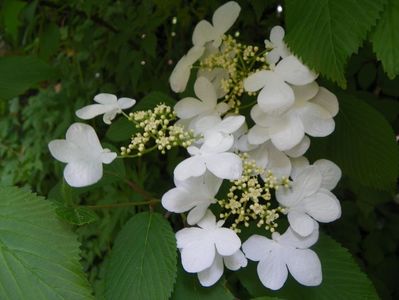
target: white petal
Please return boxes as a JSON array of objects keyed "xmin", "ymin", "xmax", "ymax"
[
  {"xmin": 198, "ymin": 254, "xmax": 224, "ymax": 287},
  {"xmin": 248, "ymin": 144, "xmax": 269, "ymax": 169},
  {"xmin": 186, "ymin": 46, "xmax": 205, "ymax": 64},
  {"xmin": 269, "ymin": 114, "xmax": 304, "ymax": 151},
  {"xmin": 248, "ymin": 125, "xmax": 270, "ymax": 145},
  {"xmin": 76, "ymin": 104, "xmax": 111, "ymax": 120},
  {"xmin": 180, "ymin": 236, "xmax": 216, "ymax": 273},
  {"xmin": 278, "ymin": 224, "xmax": 319, "ymax": 249},
  {"xmin": 187, "ymin": 203, "xmax": 210, "ymax": 225},
  {"xmin": 275, "ymin": 55, "xmax": 317, "ymax": 85},
  {"xmin": 94, "ymin": 93, "xmax": 117, "ymax": 104},
  {"xmin": 48, "ymin": 140, "xmax": 80, "ymax": 163},
  {"xmin": 284, "ymin": 136, "xmax": 310, "ymax": 158},
  {"xmin": 174, "ymin": 156, "xmax": 207, "ymax": 181},
  {"xmin": 314, "ymin": 159, "xmax": 341, "ymax": 190},
  {"xmin": 244, "ymin": 70, "xmax": 270, "ymax": 92},
  {"xmin": 162, "ymin": 188, "xmax": 196, "ymax": 213},
  {"xmin": 304, "ymin": 190, "xmax": 341, "ymax": 223},
  {"xmin": 214, "ymin": 228, "xmax": 241, "ymax": 256},
  {"xmin": 257, "ymin": 76, "xmax": 295, "ymax": 114},
  {"xmin": 285, "ymin": 248, "xmax": 322, "ymax": 286},
  {"xmin": 290, "ymin": 156, "xmax": 310, "ymax": 180},
  {"xmin": 299, "ymin": 103, "xmax": 335, "ymax": 137},
  {"xmin": 117, "ymin": 97, "xmax": 136, "ymax": 109},
  {"xmin": 192, "ymin": 20, "xmax": 216, "ymax": 46},
  {"xmin": 257, "ymin": 250, "xmax": 288, "ymax": 290},
  {"xmin": 266, "ymin": 48, "xmax": 281, "ymax": 65},
  {"xmin": 237, "ymin": 134, "xmax": 259, "ymax": 152},
  {"xmin": 242, "ymin": 235, "xmax": 275, "ymax": 261},
  {"xmin": 311, "ymin": 87, "xmax": 339, "ymax": 117},
  {"xmin": 205, "ymin": 152, "xmax": 243, "ymax": 180},
  {"xmin": 197, "ymin": 210, "xmax": 217, "ymax": 230},
  {"xmin": 212, "ymin": 1, "xmax": 241, "ymax": 36},
  {"xmin": 66, "ymin": 123, "xmax": 103, "ymax": 153},
  {"xmin": 294, "ymin": 166, "xmax": 323, "ymax": 198},
  {"xmin": 287, "ymin": 211, "xmax": 315, "ymax": 237},
  {"xmin": 217, "ymin": 115, "xmax": 245, "ymax": 134},
  {"xmin": 202, "ymin": 171, "xmax": 223, "ymax": 197},
  {"xmin": 103, "ymin": 109, "xmax": 118, "ymax": 124},
  {"xmin": 101, "ymin": 151, "xmax": 117, "ymax": 164},
  {"xmin": 176, "ymin": 227, "xmax": 205, "ymax": 248},
  {"xmin": 275, "ymin": 186, "xmax": 298, "ymax": 207},
  {"xmin": 291, "ymin": 81, "xmax": 319, "ymax": 102},
  {"xmin": 266, "ymin": 144, "xmax": 291, "ymax": 178},
  {"xmin": 175, "ymin": 97, "xmax": 208, "ymax": 119},
  {"xmin": 202, "ymin": 132, "xmax": 234, "ymax": 153},
  {"xmin": 64, "ymin": 160, "xmax": 103, "ymax": 187},
  {"xmin": 250, "ymin": 104, "xmax": 270, "ymax": 126},
  {"xmin": 224, "ymin": 250, "xmax": 248, "ymax": 271},
  {"xmin": 270, "ymin": 26, "xmax": 285, "ymax": 44},
  {"xmin": 194, "ymin": 77, "xmax": 217, "ymax": 108},
  {"xmin": 194, "ymin": 114, "xmax": 222, "ymax": 135}
]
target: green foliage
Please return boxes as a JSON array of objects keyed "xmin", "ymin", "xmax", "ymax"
[
  {"xmin": 56, "ymin": 206, "xmax": 99, "ymax": 225},
  {"xmin": 285, "ymin": 0, "xmax": 386, "ymax": 87},
  {"xmin": 0, "ymin": 186, "xmax": 93, "ymax": 299},
  {"xmin": 371, "ymin": 0, "xmax": 399, "ymax": 79},
  {"xmin": 105, "ymin": 212, "xmax": 177, "ymax": 300}
]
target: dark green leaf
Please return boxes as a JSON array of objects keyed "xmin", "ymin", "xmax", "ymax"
[
  {"xmin": 106, "ymin": 117, "xmax": 137, "ymax": 142},
  {"xmin": 134, "ymin": 91, "xmax": 176, "ymax": 111},
  {"xmin": 0, "ymin": 0, "xmax": 26, "ymax": 42},
  {"xmin": 56, "ymin": 206, "xmax": 99, "ymax": 225},
  {"xmin": 105, "ymin": 212, "xmax": 177, "ymax": 300},
  {"xmin": 39, "ymin": 23, "xmax": 60, "ymax": 60}
]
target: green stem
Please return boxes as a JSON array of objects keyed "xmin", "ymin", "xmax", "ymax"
[{"xmin": 82, "ymin": 199, "xmax": 160, "ymax": 209}]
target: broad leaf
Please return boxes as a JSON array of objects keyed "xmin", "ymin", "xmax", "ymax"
[
  {"xmin": 105, "ymin": 212, "xmax": 177, "ymax": 300},
  {"xmin": 0, "ymin": 56, "xmax": 57, "ymax": 100},
  {"xmin": 371, "ymin": 0, "xmax": 399, "ymax": 79},
  {"xmin": 285, "ymin": 0, "xmax": 386, "ymax": 87},
  {"xmin": 0, "ymin": 186, "xmax": 93, "ymax": 299},
  {"xmin": 135, "ymin": 91, "xmax": 176, "ymax": 111}
]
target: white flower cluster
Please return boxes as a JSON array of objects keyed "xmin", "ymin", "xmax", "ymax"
[{"xmin": 162, "ymin": 1, "xmax": 342, "ymax": 290}]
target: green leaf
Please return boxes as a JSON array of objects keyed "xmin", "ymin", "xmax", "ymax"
[
  {"xmin": 371, "ymin": 0, "xmax": 399, "ymax": 79},
  {"xmin": 56, "ymin": 206, "xmax": 99, "ymax": 225},
  {"xmin": 106, "ymin": 117, "xmax": 137, "ymax": 142},
  {"xmin": 0, "ymin": 56, "xmax": 57, "ymax": 101},
  {"xmin": 0, "ymin": 186, "xmax": 93, "ymax": 299},
  {"xmin": 0, "ymin": 0, "xmax": 26, "ymax": 42},
  {"xmin": 39, "ymin": 23, "xmax": 61, "ymax": 60},
  {"xmin": 285, "ymin": 0, "xmax": 386, "ymax": 87},
  {"xmin": 171, "ymin": 265, "xmax": 234, "ymax": 300},
  {"xmin": 135, "ymin": 91, "xmax": 176, "ymax": 111},
  {"xmin": 239, "ymin": 234, "xmax": 379, "ymax": 300},
  {"xmin": 105, "ymin": 212, "xmax": 177, "ymax": 300},
  {"xmin": 328, "ymin": 91, "xmax": 399, "ymax": 190}
]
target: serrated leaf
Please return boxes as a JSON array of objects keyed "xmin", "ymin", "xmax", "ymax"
[
  {"xmin": 285, "ymin": 0, "xmax": 386, "ymax": 87},
  {"xmin": 171, "ymin": 265, "xmax": 234, "ymax": 300},
  {"xmin": 0, "ymin": 186, "xmax": 93, "ymax": 299},
  {"xmin": 0, "ymin": 56, "xmax": 57, "ymax": 100},
  {"xmin": 371, "ymin": 0, "xmax": 399, "ymax": 79},
  {"xmin": 238, "ymin": 234, "xmax": 378, "ymax": 300},
  {"xmin": 56, "ymin": 206, "xmax": 98, "ymax": 225},
  {"xmin": 105, "ymin": 212, "xmax": 177, "ymax": 300}
]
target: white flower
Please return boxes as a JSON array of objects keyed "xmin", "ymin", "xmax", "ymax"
[
  {"xmin": 244, "ymin": 55, "xmax": 317, "ymax": 114},
  {"xmin": 276, "ymin": 161, "xmax": 342, "ymax": 236},
  {"xmin": 170, "ymin": 46, "xmax": 205, "ymax": 93},
  {"xmin": 162, "ymin": 172, "xmax": 222, "ymax": 225},
  {"xmin": 174, "ymin": 77, "xmax": 230, "ymax": 120},
  {"xmin": 192, "ymin": 1, "xmax": 241, "ymax": 48},
  {"xmin": 48, "ymin": 123, "xmax": 117, "ymax": 187},
  {"xmin": 176, "ymin": 210, "xmax": 247, "ymax": 286},
  {"xmin": 242, "ymin": 223, "xmax": 321, "ymax": 290},
  {"xmin": 198, "ymin": 68, "xmax": 229, "ymax": 98},
  {"xmin": 264, "ymin": 26, "xmax": 290, "ymax": 65},
  {"xmin": 76, "ymin": 93, "xmax": 136, "ymax": 124}
]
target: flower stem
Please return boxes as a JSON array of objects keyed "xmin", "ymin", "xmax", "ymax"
[{"xmin": 82, "ymin": 199, "xmax": 160, "ymax": 209}]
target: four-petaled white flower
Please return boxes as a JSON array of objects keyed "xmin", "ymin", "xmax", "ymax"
[
  {"xmin": 170, "ymin": 46, "xmax": 205, "ymax": 93},
  {"xmin": 242, "ymin": 223, "xmax": 321, "ymax": 290},
  {"xmin": 192, "ymin": 1, "xmax": 241, "ymax": 48},
  {"xmin": 162, "ymin": 172, "xmax": 222, "ymax": 225},
  {"xmin": 48, "ymin": 123, "xmax": 117, "ymax": 187},
  {"xmin": 276, "ymin": 160, "xmax": 342, "ymax": 236},
  {"xmin": 264, "ymin": 25, "xmax": 290, "ymax": 65},
  {"xmin": 176, "ymin": 210, "xmax": 247, "ymax": 286},
  {"xmin": 244, "ymin": 55, "xmax": 317, "ymax": 114},
  {"xmin": 76, "ymin": 93, "xmax": 136, "ymax": 124}
]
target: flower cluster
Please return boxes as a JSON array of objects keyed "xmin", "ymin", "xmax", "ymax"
[{"xmin": 162, "ymin": 1, "xmax": 342, "ymax": 290}]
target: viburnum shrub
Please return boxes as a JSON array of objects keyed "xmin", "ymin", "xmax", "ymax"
[{"xmin": 49, "ymin": 1, "xmax": 342, "ymax": 291}]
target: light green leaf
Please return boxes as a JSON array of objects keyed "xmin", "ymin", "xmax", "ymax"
[
  {"xmin": 105, "ymin": 212, "xmax": 177, "ymax": 300},
  {"xmin": 371, "ymin": 0, "xmax": 399, "ymax": 79},
  {"xmin": 238, "ymin": 234, "xmax": 379, "ymax": 300},
  {"xmin": 0, "ymin": 56, "xmax": 57, "ymax": 101},
  {"xmin": 171, "ymin": 266, "xmax": 234, "ymax": 300},
  {"xmin": 0, "ymin": 186, "xmax": 93, "ymax": 299},
  {"xmin": 285, "ymin": 0, "xmax": 386, "ymax": 87},
  {"xmin": 56, "ymin": 206, "xmax": 99, "ymax": 225}
]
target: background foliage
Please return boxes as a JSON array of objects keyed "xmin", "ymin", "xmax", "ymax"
[{"xmin": 0, "ymin": 0, "xmax": 398, "ymax": 299}]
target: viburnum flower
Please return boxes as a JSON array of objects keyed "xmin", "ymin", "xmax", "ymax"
[
  {"xmin": 276, "ymin": 160, "xmax": 342, "ymax": 236},
  {"xmin": 174, "ymin": 77, "xmax": 230, "ymax": 121},
  {"xmin": 76, "ymin": 93, "xmax": 136, "ymax": 124},
  {"xmin": 162, "ymin": 172, "xmax": 222, "ymax": 225},
  {"xmin": 176, "ymin": 210, "xmax": 247, "ymax": 286},
  {"xmin": 170, "ymin": 46, "xmax": 205, "ymax": 93},
  {"xmin": 192, "ymin": 1, "xmax": 241, "ymax": 48},
  {"xmin": 48, "ymin": 123, "xmax": 117, "ymax": 187},
  {"xmin": 242, "ymin": 223, "xmax": 321, "ymax": 290},
  {"xmin": 198, "ymin": 68, "xmax": 229, "ymax": 98},
  {"xmin": 264, "ymin": 25, "xmax": 290, "ymax": 65},
  {"xmin": 244, "ymin": 55, "xmax": 317, "ymax": 114}
]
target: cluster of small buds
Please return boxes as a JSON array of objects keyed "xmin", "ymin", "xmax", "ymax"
[
  {"xmin": 218, "ymin": 155, "xmax": 287, "ymax": 233},
  {"xmin": 120, "ymin": 104, "xmax": 195, "ymax": 156},
  {"xmin": 200, "ymin": 35, "xmax": 270, "ymax": 112}
]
